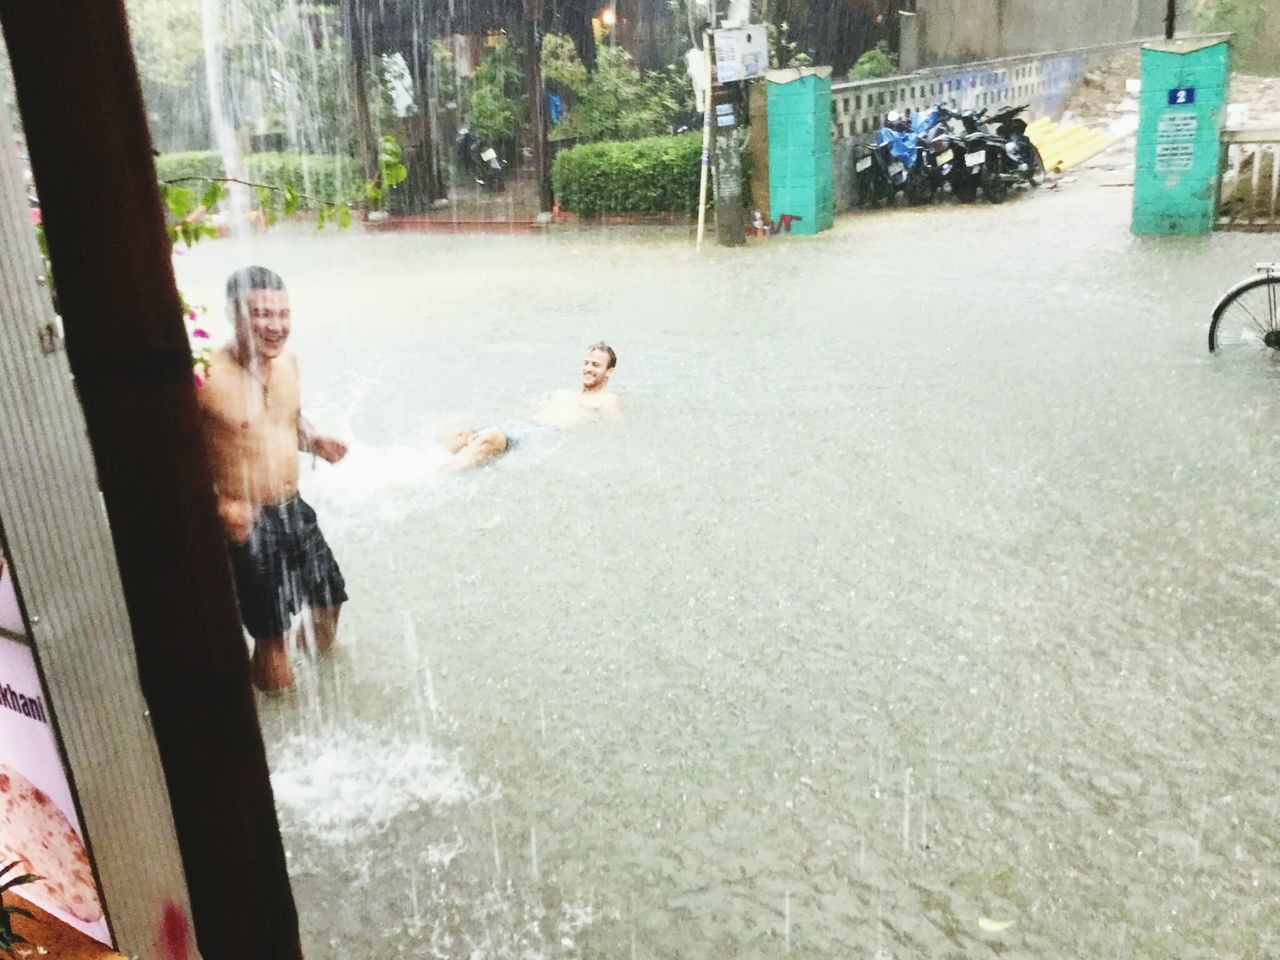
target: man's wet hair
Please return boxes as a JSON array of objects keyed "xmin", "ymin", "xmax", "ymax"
[
  {"xmin": 226, "ymin": 265, "xmax": 286, "ymax": 316},
  {"xmin": 589, "ymin": 341, "xmax": 617, "ymax": 369}
]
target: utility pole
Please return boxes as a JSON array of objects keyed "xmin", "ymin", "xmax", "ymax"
[
  {"xmin": 1165, "ymin": 0, "xmax": 1177, "ymax": 39},
  {"xmin": 710, "ymin": 34, "xmax": 747, "ymax": 246},
  {"xmin": 0, "ymin": 4, "xmax": 302, "ymax": 959}
]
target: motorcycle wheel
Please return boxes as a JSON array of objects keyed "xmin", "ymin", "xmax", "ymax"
[
  {"xmin": 1028, "ymin": 145, "xmax": 1046, "ymax": 188},
  {"xmin": 856, "ymin": 171, "xmax": 892, "ymax": 209},
  {"xmin": 952, "ymin": 171, "xmax": 979, "ymax": 203},
  {"xmin": 905, "ymin": 168, "xmax": 934, "ymax": 206},
  {"xmin": 983, "ymin": 161, "xmax": 1011, "ymax": 204}
]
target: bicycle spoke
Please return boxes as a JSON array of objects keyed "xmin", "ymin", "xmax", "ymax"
[{"xmin": 1235, "ymin": 298, "xmax": 1271, "ymax": 337}]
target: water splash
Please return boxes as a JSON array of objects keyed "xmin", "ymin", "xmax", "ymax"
[{"xmin": 269, "ymin": 723, "xmax": 482, "ymax": 845}]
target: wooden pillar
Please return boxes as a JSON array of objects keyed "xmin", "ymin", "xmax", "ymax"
[{"xmin": 0, "ymin": 4, "xmax": 302, "ymax": 959}]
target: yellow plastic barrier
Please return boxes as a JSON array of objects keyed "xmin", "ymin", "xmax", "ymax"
[
  {"xmin": 1037, "ymin": 127, "xmax": 1094, "ymax": 168},
  {"xmin": 1055, "ymin": 134, "xmax": 1119, "ymax": 171},
  {"xmin": 1032, "ymin": 123, "xmax": 1085, "ymax": 152}
]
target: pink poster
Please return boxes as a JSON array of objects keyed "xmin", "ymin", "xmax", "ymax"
[{"xmin": 0, "ymin": 634, "xmax": 110, "ymax": 944}]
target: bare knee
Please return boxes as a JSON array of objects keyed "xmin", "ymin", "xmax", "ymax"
[{"xmin": 474, "ymin": 430, "xmax": 508, "ymax": 458}]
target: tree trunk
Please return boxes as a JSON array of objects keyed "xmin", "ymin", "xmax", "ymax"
[
  {"xmin": 343, "ymin": 0, "xmax": 378, "ymax": 183},
  {"xmin": 524, "ymin": 0, "xmax": 553, "ymax": 211}
]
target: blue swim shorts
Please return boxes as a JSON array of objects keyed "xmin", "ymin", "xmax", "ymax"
[{"xmin": 491, "ymin": 419, "xmax": 559, "ymax": 451}]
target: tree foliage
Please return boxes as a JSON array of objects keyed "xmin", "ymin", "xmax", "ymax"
[
  {"xmin": 126, "ymin": 0, "xmax": 205, "ymax": 87},
  {"xmin": 847, "ymin": 40, "xmax": 898, "ymax": 80},
  {"xmin": 550, "ymin": 46, "xmax": 690, "ymax": 143},
  {"xmin": 465, "ymin": 41, "xmax": 528, "ymax": 144},
  {"xmin": 1195, "ymin": 0, "xmax": 1280, "ymax": 74},
  {"xmin": 541, "ymin": 32, "xmax": 588, "ymax": 96}
]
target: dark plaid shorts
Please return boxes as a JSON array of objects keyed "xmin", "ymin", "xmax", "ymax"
[{"xmin": 228, "ymin": 494, "xmax": 347, "ymax": 640}]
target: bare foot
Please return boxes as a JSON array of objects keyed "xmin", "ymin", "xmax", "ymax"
[
  {"xmin": 250, "ymin": 636, "xmax": 293, "ymax": 691},
  {"xmin": 444, "ymin": 429, "xmax": 474, "ymax": 455}
]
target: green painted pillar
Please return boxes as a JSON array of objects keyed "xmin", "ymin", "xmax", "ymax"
[{"xmin": 1131, "ymin": 37, "xmax": 1231, "ymax": 236}]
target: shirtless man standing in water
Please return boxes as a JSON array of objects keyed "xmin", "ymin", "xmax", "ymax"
[
  {"xmin": 199, "ymin": 266, "xmax": 348, "ymax": 691},
  {"xmin": 444, "ymin": 342, "xmax": 621, "ymax": 471}
]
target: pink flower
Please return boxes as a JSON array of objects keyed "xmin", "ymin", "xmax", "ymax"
[
  {"xmin": 29, "ymin": 207, "xmax": 41, "ymax": 226},
  {"xmin": 192, "ymin": 371, "xmax": 206, "ymax": 389},
  {"xmin": 192, "ymin": 328, "xmax": 210, "ymax": 339},
  {"xmin": 188, "ymin": 310, "xmax": 198, "ymax": 321}
]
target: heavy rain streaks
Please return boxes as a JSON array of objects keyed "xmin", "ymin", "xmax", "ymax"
[{"xmin": 9, "ymin": 0, "xmax": 1263, "ymax": 956}]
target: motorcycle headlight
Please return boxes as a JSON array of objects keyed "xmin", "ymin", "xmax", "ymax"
[{"xmin": 1004, "ymin": 142, "xmax": 1019, "ymax": 158}]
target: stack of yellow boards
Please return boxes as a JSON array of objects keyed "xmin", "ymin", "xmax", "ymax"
[{"xmin": 1026, "ymin": 117, "xmax": 1119, "ymax": 173}]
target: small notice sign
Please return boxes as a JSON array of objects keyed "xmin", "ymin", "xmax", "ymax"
[
  {"xmin": 1167, "ymin": 86, "xmax": 1196, "ymax": 106},
  {"xmin": 714, "ymin": 36, "xmax": 740, "ymax": 83},
  {"xmin": 1157, "ymin": 113, "xmax": 1198, "ymax": 142},
  {"xmin": 1155, "ymin": 142, "xmax": 1195, "ymax": 171}
]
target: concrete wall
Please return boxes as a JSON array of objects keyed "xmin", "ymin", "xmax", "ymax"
[{"xmin": 915, "ymin": 0, "xmax": 1166, "ymax": 66}]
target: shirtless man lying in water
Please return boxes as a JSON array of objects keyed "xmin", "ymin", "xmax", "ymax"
[{"xmin": 444, "ymin": 342, "xmax": 621, "ymax": 471}]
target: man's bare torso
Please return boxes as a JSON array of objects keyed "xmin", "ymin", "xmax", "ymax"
[
  {"xmin": 528, "ymin": 388, "xmax": 620, "ymax": 429},
  {"xmin": 199, "ymin": 346, "xmax": 302, "ymax": 507}
]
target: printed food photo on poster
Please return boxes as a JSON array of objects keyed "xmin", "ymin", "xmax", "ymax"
[{"xmin": 0, "ymin": 601, "xmax": 110, "ymax": 945}]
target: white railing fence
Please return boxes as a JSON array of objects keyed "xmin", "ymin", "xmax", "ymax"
[{"xmin": 1216, "ymin": 128, "xmax": 1280, "ymax": 231}]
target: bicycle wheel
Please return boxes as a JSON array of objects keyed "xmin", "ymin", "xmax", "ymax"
[{"xmin": 1209, "ymin": 275, "xmax": 1280, "ymax": 354}]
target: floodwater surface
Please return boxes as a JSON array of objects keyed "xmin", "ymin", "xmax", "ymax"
[{"xmin": 175, "ymin": 183, "xmax": 1280, "ymax": 959}]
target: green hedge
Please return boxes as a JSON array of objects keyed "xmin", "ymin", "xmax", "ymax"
[
  {"xmin": 551, "ymin": 133, "xmax": 704, "ymax": 216},
  {"xmin": 154, "ymin": 151, "xmax": 360, "ymax": 206}
]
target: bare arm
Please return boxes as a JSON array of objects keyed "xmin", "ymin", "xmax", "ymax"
[{"xmin": 298, "ymin": 413, "xmax": 348, "ymax": 464}]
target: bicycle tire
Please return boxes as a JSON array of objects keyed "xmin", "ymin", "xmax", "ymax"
[{"xmin": 1209, "ymin": 275, "xmax": 1280, "ymax": 354}]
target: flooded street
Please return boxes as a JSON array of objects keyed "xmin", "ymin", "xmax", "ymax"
[{"xmin": 176, "ymin": 180, "xmax": 1280, "ymax": 959}]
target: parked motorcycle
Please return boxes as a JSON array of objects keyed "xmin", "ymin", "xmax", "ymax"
[
  {"xmin": 852, "ymin": 139, "xmax": 899, "ymax": 208},
  {"xmin": 853, "ymin": 112, "xmax": 928, "ymax": 208},
  {"xmin": 912, "ymin": 107, "xmax": 958, "ymax": 202},
  {"xmin": 935, "ymin": 106, "xmax": 1001, "ymax": 203},
  {"xmin": 455, "ymin": 128, "xmax": 506, "ymax": 191},
  {"xmin": 982, "ymin": 103, "xmax": 1046, "ymax": 202}
]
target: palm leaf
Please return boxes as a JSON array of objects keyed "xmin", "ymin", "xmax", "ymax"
[{"xmin": 0, "ymin": 874, "xmax": 39, "ymax": 895}]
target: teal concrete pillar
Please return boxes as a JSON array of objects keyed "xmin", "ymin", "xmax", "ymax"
[
  {"xmin": 1131, "ymin": 37, "xmax": 1231, "ymax": 236},
  {"xmin": 766, "ymin": 67, "xmax": 834, "ymax": 236}
]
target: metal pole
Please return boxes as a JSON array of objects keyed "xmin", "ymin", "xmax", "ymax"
[
  {"xmin": 696, "ymin": 31, "xmax": 713, "ymax": 250},
  {"xmin": 0, "ymin": 4, "xmax": 302, "ymax": 959},
  {"xmin": 1165, "ymin": 0, "xmax": 1176, "ymax": 39}
]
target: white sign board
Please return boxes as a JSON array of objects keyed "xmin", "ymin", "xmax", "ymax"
[{"xmin": 713, "ymin": 25, "xmax": 769, "ymax": 82}]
